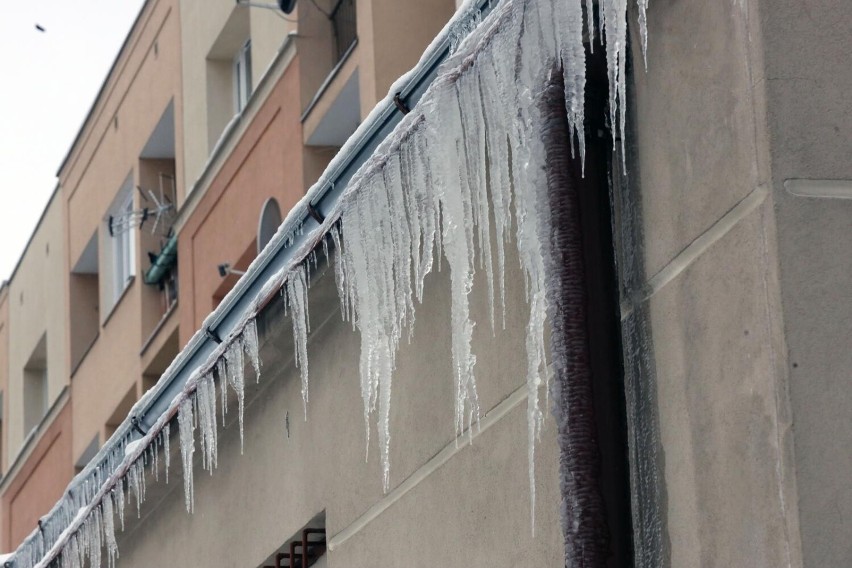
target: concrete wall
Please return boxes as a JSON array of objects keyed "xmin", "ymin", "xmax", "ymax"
[
  {"xmin": 755, "ymin": 1, "xmax": 852, "ymax": 565},
  {"xmin": 58, "ymin": 0, "xmax": 183, "ymax": 465},
  {"xmin": 117, "ymin": 252, "xmax": 562, "ymax": 568},
  {"xmin": 178, "ymin": 54, "xmax": 304, "ymax": 345},
  {"xmin": 178, "ymin": 0, "xmax": 291, "ymax": 195},
  {"xmin": 6, "ymin": 195, "xmax": 67, "ymax": 457},
  {"xmin": 626, "ymin": 0, "xmax": 802, "ymax": 565}
]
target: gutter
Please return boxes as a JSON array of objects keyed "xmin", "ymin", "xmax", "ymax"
[
  {"xmin": 10, "ymin": 0, "xmax": 498, "ymax": 562},
  {"xmin": 136, "ymin": 0, "xmax": 496, "ymax": 440}
]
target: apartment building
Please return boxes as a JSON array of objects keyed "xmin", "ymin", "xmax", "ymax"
[{"xmin": 57, "ymin": 0, "xmax": 184, "ymax": 488}]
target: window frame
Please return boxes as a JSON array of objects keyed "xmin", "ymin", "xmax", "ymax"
[
  {"xmin": 233, "ymin": 39, "xmax": 253, "ymax": 113},
  {"xmin": 110, "ymin": 188, "xmax": 136, "ymax": 305}
]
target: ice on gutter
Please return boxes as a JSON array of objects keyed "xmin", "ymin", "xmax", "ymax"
[
  {"xmin": 5, "ymin": 1, "xmax": 510, "ymax": 566},
  {"xmin": 7, "ymin": 0, "xmax": 650, "ymax": 565}
]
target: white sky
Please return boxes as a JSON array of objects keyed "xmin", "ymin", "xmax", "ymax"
[{"xmin": 0, "ymin": 0, "xmax": 145, "ymax": 281}]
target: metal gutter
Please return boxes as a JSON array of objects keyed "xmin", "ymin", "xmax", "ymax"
[
  {"xmin": 135, "ymin": 0, "xmax": 496, "ymax": 438},
  {"xmin": 10, "ymin": 0, "xmax": 498, "ymax": 561}
]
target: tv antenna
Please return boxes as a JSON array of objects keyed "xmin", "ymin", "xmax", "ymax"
[{"xmin": 108, "ymin": 173, "xmax": 177, "ymax": 238}]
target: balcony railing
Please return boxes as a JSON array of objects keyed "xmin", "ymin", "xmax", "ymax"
[{"xmin": 331, "ymin": 0, "xmax": 357, "ymax": 64}]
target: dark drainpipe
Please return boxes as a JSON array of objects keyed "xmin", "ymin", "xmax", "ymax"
[{"xmin": 539, "ymin": 67, "xmax": 610, "ymax": 566}]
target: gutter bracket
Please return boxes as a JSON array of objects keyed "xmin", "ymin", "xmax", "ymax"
[
  {"xmin": 393, "ymin": 92, "xmax": 411, "ymax": 115},
  {"xmin": 205, "ymin": 327, "xmax": 223, "ymax": 345}
]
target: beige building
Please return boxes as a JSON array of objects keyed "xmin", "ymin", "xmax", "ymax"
[{"xmin": 58, "ymin": 0, "xmax": 185, "ymax": 475}]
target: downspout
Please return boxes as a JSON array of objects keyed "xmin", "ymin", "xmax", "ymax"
[
  {"xmin": 540, "ymin": 69, "xmax": 609, "ymax": 565},
  {"xmin": 143, "ymin": 234, "xmax": 177, "ymax": 285}
]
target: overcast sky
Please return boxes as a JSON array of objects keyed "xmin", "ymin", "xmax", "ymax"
[{"xmin": 0, "ymin": 0, "xmax": 145, "ymax": 281}]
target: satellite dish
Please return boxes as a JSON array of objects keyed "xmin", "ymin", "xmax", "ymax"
[
  {"xmin": 257, "ymin": 198, "xmax": 282, "ymax": 255},
  {"xmin": 278, "ymin": 0, "xmax": 297, "ymax": 14}
]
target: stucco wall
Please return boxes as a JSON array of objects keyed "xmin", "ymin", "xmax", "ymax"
[
  {"xmin": 627, "ymin": 0, "xmax": 802, "ymax": 565},
  {"xmin": 354, "ymin": 0, "xmax": 455, "ymax": 117},
  {"xmin": 6, "ymin": 195, "xmax": 67, "ymax": 456},
  {"xmin": 1, "ymin": 401, "xmax": 72, "ymax": 552},
  {"xmin": 178, "ymin": 56, "xmax": 304, "ymax": 346},
  {"xmin": 178, "ymin": 0, "xmax": 291, "ymax": 195},
  {"xmin": 756, "ymin": 0, "xmax": 852, "ymax": 565}
]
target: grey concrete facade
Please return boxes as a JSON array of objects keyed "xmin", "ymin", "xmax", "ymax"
[
  {"xmin": 114, "ymin": 263, "xmax": 563, "ymax": 567},
  {"xmin": 757, "ymin": 1, "xmax": 852, "ymax": 566},
  {"xmin": 625, "ymin": 0, "xmax": 851, "ymax": 566}
]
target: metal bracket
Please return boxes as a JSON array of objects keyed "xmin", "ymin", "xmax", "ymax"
[
  {"xmin": 205, "ymin": 326, "xmax": 223, "ymax": 345},
  {"xmin": 307, "ymin": 203, "xmax": 326, "ymax": 224},
  {"xmin": 131, "ymin": 415, "xmax": 148, "ymax": 436},
  {"xmin": 393, "ymin": 92, "xmax": 411, "ymax": 115}
]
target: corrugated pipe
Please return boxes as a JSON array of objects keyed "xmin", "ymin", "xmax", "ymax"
[
  {"xmin": 143, "ymin": 234, "xmax": 177, "ymax": 285},
  {"xmin": 540, "ymin": 68, "xmax": 610, "ymax": 565}
]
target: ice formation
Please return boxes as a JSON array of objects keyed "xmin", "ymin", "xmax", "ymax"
[
  {"xmin": 10, "ymin": 0, "xmax": 654, "ymax": 565},
  {"xmin": 285, "ymin": 263, "xmax": 311, "ymax": 418}
]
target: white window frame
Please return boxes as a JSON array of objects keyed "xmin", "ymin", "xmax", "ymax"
[
  {"xmin": 111, "ymin": 190, "xmax": 136, "ymax": 304},
  {"xmin": 233, "ymin": 39, "xmax": 253, "ymax": 113}
]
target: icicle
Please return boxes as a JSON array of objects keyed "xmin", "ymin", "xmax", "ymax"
[
  {"xmin": 197, "ymin": 373, "xmax": 218, "ymax": 473},
  {"xmin": 457, "ymin": 74, "xmax": 496, "ymax": 333},
  {"xmin": 116, "ymin": 480, "xmax": 125, "ymax": 532},
  {"xmin": 585, "ymin": 0, "xmax": 596, "ymax": 51},
  {"xmin": 217, "ymin": 357, "xmax": 229, "ymax": 423},
  {"xmin": 163, "ymin": 423, "xmax": 171, "ymax": 485},
  {"xmin": 224, "ymin": 340, "xmax": 246, "ymax": 452},
  {"xmin": 152, "ymin": 432, "xmax": 159, "ymax": 482},
  {"xmin": 602, "ymin": 0, "xmax": 628, "ymax": 160},
  {"xmin": 637, "ymin": 0, "xmax": 649, "ymax": 68},
  {"xmin": 242, "ymin": 318, "xmax": 262, "ymax": 382},
  {"xmin": 286, "ymin": 264, "xmax": 311, "ymax": 418},
  {"xmin": 425, "ymin": 85, "xmax": 481, "ymax": 440},
  {"xmin": 103, "ymin": 492, "xmax": 117, "ymax": 567},
  {"xmin": 330, "ymin": 224, "xmax": 350, "ymax": 323},
  {"xmin": 177, "ymin": 397, "xmax": 196, "ymax": 513}
]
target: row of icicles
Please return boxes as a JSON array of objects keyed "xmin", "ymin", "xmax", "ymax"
[{"xmin": 13, "ymin": 0, "xmax": 650, "ymax": 565}]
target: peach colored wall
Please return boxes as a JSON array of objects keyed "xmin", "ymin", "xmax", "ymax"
[
  {"xmin": 355, "ymin": 0, "xmax": 455, "ymax": 115},
  {"xmin": 178, "ymin": 0, "xmax": 291, "ymax": 195},
  {"xmin": 179, "ymin": 57, "xmax": 304, "ymax": 345},
  {"xmin": 1, "ymin": 402, "xmax": 72, "ymax": 551},
  {"xmin": 58, "ymin": 0, "xmax": 184, "ymax": 464}
]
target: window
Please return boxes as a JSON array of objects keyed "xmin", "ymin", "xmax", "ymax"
[
  {"xmin": 233, "ymin": 39, "xmax": 252, "ymax": 113},
  {"xmin": 23, "ymin": 334, "xmax": 48, "ymax": 434},
  {"xmin": 112, "ymin": 192, "xmax": 135, "ymax": 302},
  {"xmin": 106, "ymin": 178, "xmax": 136, "ymax": 309}
]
